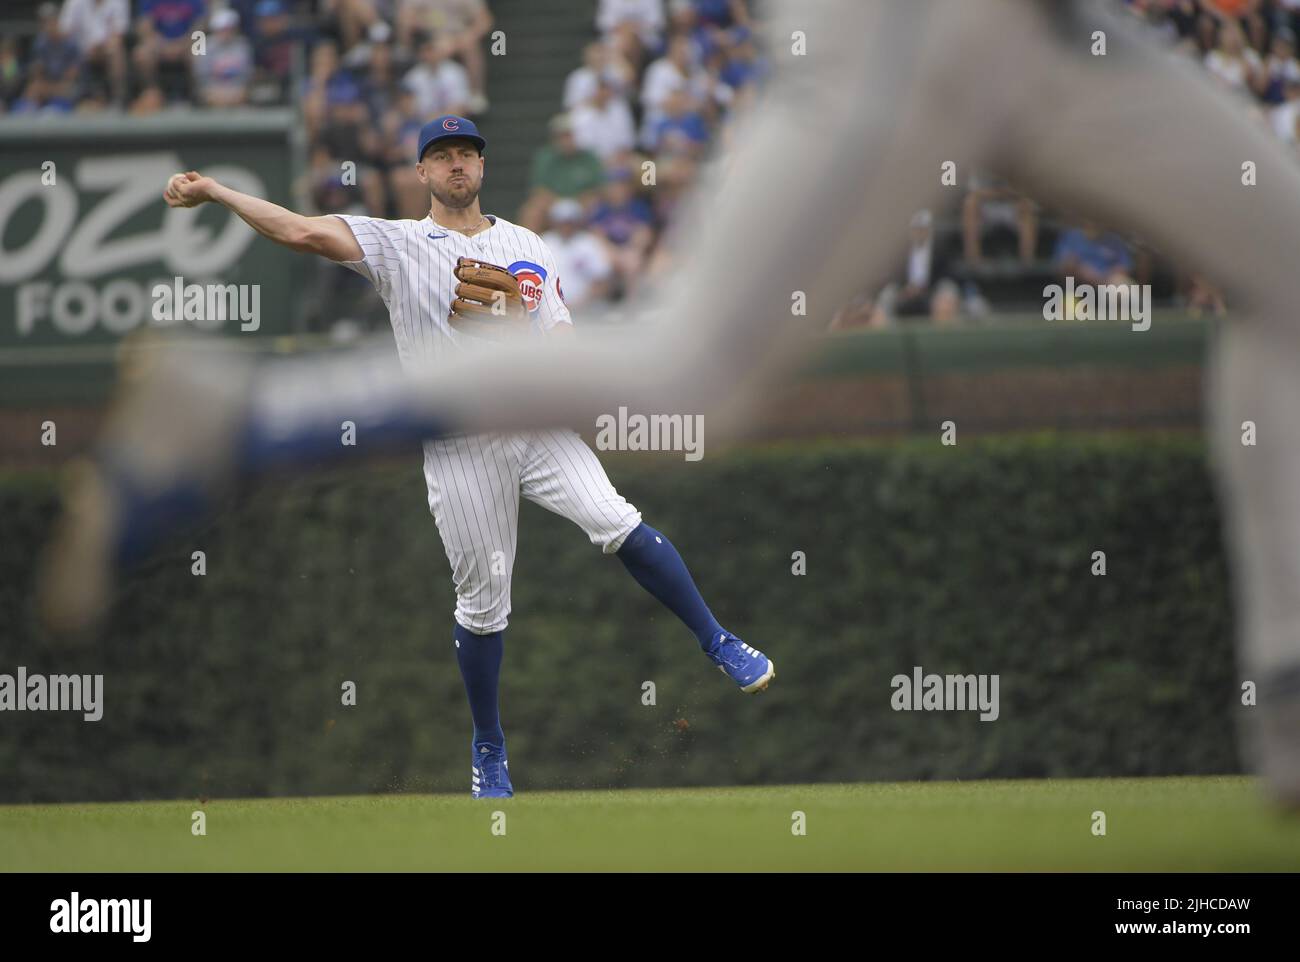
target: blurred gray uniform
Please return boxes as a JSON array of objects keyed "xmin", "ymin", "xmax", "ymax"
[
  {"xmin": 699, "ymin": 0, "xmax": 1300, "ymax": 799},
  {"xmin": 334, "ymin": 213, "xmax": 641, "ymax": 632},
  {"xmin": 702, "ymin": 0, "xmax": 1300, "ymax": 799}
]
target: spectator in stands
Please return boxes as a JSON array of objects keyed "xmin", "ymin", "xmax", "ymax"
[
  {"xmin": 133, "ymin": 0, "xmax": 206, "ymax": 106},
  {"xmin": 303, "ymin": 40, "xmax": 348, "ymax": 139},
  {"xmin": 1252, "ymin": 24, "xmax": 1300, "ymax": 104},
  {"xmin": 869, "ymin": 210, "xmax": 962, "ymax": 327},
  {"xmin": 309, "ymin": 150, "xmax": 370, "ymax": 217},
  {"xmin": 647, "ymin": 151, "xmax": 697, "ymax": 227},
  {"xmin": 564, "ymin": 41, "xmax": 636, "ymax": 109},
  {"xmin": 962, "ymin": 171, "xmax": 1038, "ymax": 265},
  {"xmin": 1205, "ymin": 18, "xmax": 1260, "ymax": 90},
  {"xmin": 343, "ymin": 19, "xmax": 394, "ymax": 70},
  {"xmin": 1253, "ymin": 23, "xmax": 1300, "ymax": 139},
  {"xmin": 716, "ymin": 25, "xmax": 765, "ymax": 106},
  {"xmin": 316, "ymin": 73, "xmax": 386, "ymax": 214},
  {"xmin": 1053, "ymin": 222, "xmax": 1135, "ymax": 286},
  {"xmin": 359, "ymin": 33, "xmax": 404, "ymax": 121},
  {"xmin": 251, "ymin": 0, "xmax": 295, "ymax": 104},
  {"xmin": 381, "ymin": 83, "xmax": 429, "ymax": 217},
  {"xmin": 224, "ymin": 0, "xmax": 267, "ymax": 35},
  {"xmin": 396, "ymin": 0, "xmax": 493, "ymax": 113},
  {"xmin": 565, "ymin": 42, "xmax": 607, "ymax": 108},
  {"xmin": 14, "ymin": 3, "xmax": 83, "ymax": 114},
  {"xmin": 1243, "ymin": 7, "xmax": 1270, "ymax": 58},
  {"xmin": 640, "ymin": 34, "xmax": 711, "ymax": 148},
  {"xmin": 333, "ymin": 0, "xmax": 395, "ymax": 53},
  {"xmin": 590, "ymin": 166, "xmax": 656, "ymax": 296},
  {"xmin": 0, "ymin": 37, "xmax": 23, "ymax": 110},
  {"xmin": 671, "ymin": 0, "xmax": 752, "ymax": 70},
  {"xmin": 647, "ymin": 89, "xmax": 710, "ymax": 155},
  {"xmin": 542, "ymin": 198, "xmax": 615, "ymax": 312},
  {"xmin": 194, "ymin": 8, "xmax": 253, "ymax": 107},
  {"xmin": 597, "ymin": 0, "xmax": 666, "ymax": 71},
  {"xmin": 571, "ymin": 74, "xmax": 637, "ymax": 163},
  {"xmin": 690, "ymin": 0, "xmax": 751, "ymax": 31},
  {"xmin": 403, "ymin": 32, "xmax": 470, "ymax": 119},
  {"xmin": 59, "ymin": 0, "xmax": 129, "ymax": 108},
  {"xmin": 664, "ymin": 1, "xmax": 708, "ymax": 61},
  {"xmin": 1173, "ymin": 8, "xmax": 1218, "ymax": 58},
  {"xmin": 306, "ymin": 156, "xmax": 377, "ymax": 335},
  {"xmin": 518, "ymin": 113, "xmax": 607, "ymax": 233}
]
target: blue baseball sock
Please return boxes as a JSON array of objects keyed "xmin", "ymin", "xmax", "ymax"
[
  {"xmin": 453, "ymin": 624, "xmax": 505, "ymax": 749},
  {"xmin": 616, "ymin": 522, "xmax": 724, "ymax": 650}
]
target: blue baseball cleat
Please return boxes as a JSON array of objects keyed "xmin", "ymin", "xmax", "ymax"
[
  {"xmin": 471, "ymin": 741, "xmax": 514, "ymax": 799},
  {"xmin": 706, "ymin": 630, "xmax": 776, "ymax": 693}
]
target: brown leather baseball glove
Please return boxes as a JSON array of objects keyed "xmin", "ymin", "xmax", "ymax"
[{"xmin": 448, "ymin": 256, "xmax": 530, "ymax": 339}]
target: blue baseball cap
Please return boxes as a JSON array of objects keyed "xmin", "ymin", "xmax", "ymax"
[{"xmin": 417, "ymin": 115, "xmax": 486, "ymax": 162}]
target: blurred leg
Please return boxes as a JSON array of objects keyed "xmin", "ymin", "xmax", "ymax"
[
  {"xmin": 999, "ymin": 1, "xmax": 1300, "ymax": 803},
  {"xmin": 1207, "ymin": 322, "xmax": 1300, "ymax": 805}
]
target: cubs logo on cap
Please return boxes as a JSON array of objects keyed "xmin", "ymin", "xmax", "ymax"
[
  {"xmin": 507, "ymin": 260, "xmax": 547, "ymax": 313},
  {"xmin": 417, "ymin": 115, "xmax": 487, "ymax": 161}
]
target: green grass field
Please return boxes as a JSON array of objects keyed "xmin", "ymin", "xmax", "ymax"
[{"xmin": 3, "ymin": 776, "xmax": 1299, "ymax": 871}]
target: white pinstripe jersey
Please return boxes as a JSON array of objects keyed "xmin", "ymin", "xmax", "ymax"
[
  {"xmin": 333, "ymin": 213, "xmax": 573, "ymax": 369},
  {"xmin": 331, "ymin": 214, "xmax": 636, "ymax": 636}
]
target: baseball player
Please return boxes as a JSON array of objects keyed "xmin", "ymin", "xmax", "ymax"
[
  {"xmin": 42, "ymin": 0, "xmax": 1300, "ymax": 806},
  {"xmin": 145, "ymin": 114, "xmax": 772, "ymax": 799}
]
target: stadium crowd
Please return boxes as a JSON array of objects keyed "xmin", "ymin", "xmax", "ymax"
[
  {"xmin": 524, "ymin": 0, "xmax": 764, "ymax": 307},
  {"xmin": 1, "ymin": 0, "xmax": 764, "ymax": 329},
  {"xmin": 833, "ymin": 0, "xmax": 1300, "ymax": 329},
  {"xmin": 6, "ymin": 1, "xmax": 492, "ymax": 115},
  {"xmin": 5, "ymin": 1, "xmax": 1291, "ymax": 329}
]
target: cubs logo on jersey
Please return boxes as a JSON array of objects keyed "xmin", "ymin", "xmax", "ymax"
[{"xmin": 507, "ymin": 260, "xmax": 547, "ymax": 313}]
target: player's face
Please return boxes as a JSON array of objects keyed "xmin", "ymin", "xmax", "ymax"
[{"xmin": 419, "ymin": 140, "xmax": 484, "ymax": 210}]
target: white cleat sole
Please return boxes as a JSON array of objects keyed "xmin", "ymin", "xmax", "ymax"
[{"xmin": 740, "ymin": 659, "xmax": 776, "ymax": 694}]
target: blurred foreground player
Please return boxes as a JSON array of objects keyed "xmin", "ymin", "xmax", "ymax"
[{"xmin": 42, "ymin": 0, "xmax": 1300, "ymax": 805}]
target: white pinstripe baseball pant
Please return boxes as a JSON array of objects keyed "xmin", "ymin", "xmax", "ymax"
[{"xmin": 422, "ymin": 429, "xmax": 642, "ymax": 633}]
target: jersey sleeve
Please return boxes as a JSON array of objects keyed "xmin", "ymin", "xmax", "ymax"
[
  {"xmin": 536, "ymin": 242, "xmax": 573, "ymax": 332},
  {"xmin": 331, "ymin": 214, "xmax": 402, "ymax": 296}
]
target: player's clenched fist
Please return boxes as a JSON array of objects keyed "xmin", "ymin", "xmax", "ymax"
[{"xmin": 163, "ymin": 170, "xmax": 217, "ymax": 208}]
